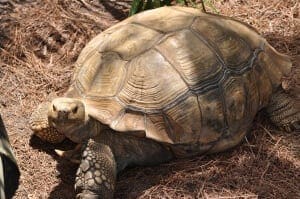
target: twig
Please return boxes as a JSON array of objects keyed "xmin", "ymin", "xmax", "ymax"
[
  {"xmin": 260, "ymin": 161, "xmax": 270, "ymax": 181},
  {"xmin": 258, "ymin": 124, "xmax": 276, "ymax": 140},
  {"xmin": 244, "ymin": 136, "xmax": 255, "ymax": 156},
  {"xmin": 258, "ymin": 0, "xmax": 282, "ymax": 19},
  {"xmin": 201, "ymin": 0, "xmax": 207, "ymax": 13}
]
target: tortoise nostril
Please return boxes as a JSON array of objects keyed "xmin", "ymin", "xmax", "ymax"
[
  {"xmin": 72, "ymin": 106, "xmax": 78, "ymax": 114},
  {"xmin": 58, "ymin": 110, "xmax": 68, "ymax": 119}
]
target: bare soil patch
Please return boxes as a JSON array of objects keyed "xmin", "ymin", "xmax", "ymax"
[{"xmin": 0, "ymin": 0, "xmax": 299, "ymax": 198}]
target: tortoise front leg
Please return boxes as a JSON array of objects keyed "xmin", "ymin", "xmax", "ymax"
[
  {"xmin": 75, "ymin": 130, "xmax": 173, "ymax": 199},
  {"xmin": 75, "ymin": 139, "xmax": 116, "ymax": 199},
  {"xmin": 29, "ymin": 101, "xmax": 65, "ymax": 143}
]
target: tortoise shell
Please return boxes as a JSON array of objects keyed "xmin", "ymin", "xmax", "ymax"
[{"xmin": 66, "ymin": 6, "xmax": 291, "ymax": 146}]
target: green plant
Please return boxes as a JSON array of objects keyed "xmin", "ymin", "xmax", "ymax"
[
  {"xmin": 129, "ymin": 0, "xmax": 219, "ymax": 16},
  {"xmin": 203, "ymin": 0, "xmax": 219, "ymax": 14},
  {"xmin": 129, "ymin": 0, "xmax": 197, "ymax": 16}
]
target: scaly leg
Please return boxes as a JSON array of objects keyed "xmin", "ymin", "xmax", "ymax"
[
  {"xmin": 29, "ymin": 101, "xmax": 65, "ymax": 143},
  {"xmin": 266, "ymin": 88, "xmax": 300, "ymax": 132},
  {"xmin": 75, "ymin": 129, "xmax": 173, "ymax": 199},
  {"xmin": 75, "ymin": 140, "xmax": 116, "ymax": 199}
]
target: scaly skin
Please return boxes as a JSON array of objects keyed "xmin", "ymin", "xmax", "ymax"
[
  {"xmin": 75, "ymin": 140, "xmax": 117, "ymax": 199},
  {"xmin": 29, "ymin": 101, "xmax": 65, "ymax": 143},
  {"xmin": 266, "ymin": 88, "xmax": 300, "ymax": 132}
]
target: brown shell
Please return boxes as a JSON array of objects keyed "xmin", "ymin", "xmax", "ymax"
[{"xmin": 66, "ymin": 6, "xmax": 292, "ymax": 146}]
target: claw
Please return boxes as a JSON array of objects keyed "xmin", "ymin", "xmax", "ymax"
[
  {"xmin": 55, "ymin": 144, "xmax": 83, "ymax": 164},
  {"xmin": 54, "ymin": 149, "xmax": 65, "ymax": 157}
]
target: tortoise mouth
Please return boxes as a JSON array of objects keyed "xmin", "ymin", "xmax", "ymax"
[
  {"xmin": 49, "ymin": 118, "xmax": 91, "ymax": 143},
  {"xmin": 49, "ymin": 117, "xmax": 85, "ymax": 130}
]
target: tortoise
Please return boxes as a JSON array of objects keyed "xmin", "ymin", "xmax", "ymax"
[{"xmin": 29, "ymin": 6, "xmax": 299, "ymax": 199}]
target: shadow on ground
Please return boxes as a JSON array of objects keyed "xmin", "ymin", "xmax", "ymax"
[
  {"xmin": 100, "ymin": 0, "xmax": 129, "ymax": 20},
  {"xmin": 114, "ymin": 130, "xmax": 299, "ymax": 198},
  {"xmin": 29, "ymin": 136, "xmax": 78, "ymax": 199}
]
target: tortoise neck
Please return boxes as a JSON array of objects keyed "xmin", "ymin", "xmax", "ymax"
[
  {"xmin": 88, "ymin": 117, "xmax": 103, "ymax": 138},
  {"xmin": 62, "ymin": 116, "xmax": 100, "ymax": 143}
]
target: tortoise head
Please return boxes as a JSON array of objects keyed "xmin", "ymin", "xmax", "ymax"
[{"xmin": 48, "ymin": 97, "xmax": 89, "ymax": 142}]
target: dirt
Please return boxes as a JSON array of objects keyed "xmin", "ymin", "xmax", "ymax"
[{"xmin": 0, "ymin": 0, "xmax": 299, "ymax": 198}]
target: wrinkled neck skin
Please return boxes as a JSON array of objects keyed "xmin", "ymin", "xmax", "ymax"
[{"xmin": 55, "ymin": 116, "xmax": 101, "ymax": 143}]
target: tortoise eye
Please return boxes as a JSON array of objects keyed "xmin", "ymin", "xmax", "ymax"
[
  {"xmin": 52, "ymin": 104, "xmax": 57, "ymax": 111},
  {"xmin": 72, "ymin": 106, "xmax": 78, "ymax": 114}
]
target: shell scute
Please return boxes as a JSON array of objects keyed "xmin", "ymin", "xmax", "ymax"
[
  {"xmin": 197, "ymin": 88, "xmax": 224, "ymax": 144},
  {"xmin": 145, "ymin": 114, "xmax": 173, "ymax": 143},
  {"xmin": 241, "ymin": 70, "xmax": 260, "ymax": 119},
  {"xmin": 129, "ymin": 6, "xmax": 197, "ymax": 32},
  {"xmin": 164, "ymin": 95, "xmax": 202, "ymax": 143},
  {"xmin": 99, "ymin": 24, "xmax": 162, "ymax": 60},
  {"xmin": 84, "ymin": 98, "xmax": 123, "ymax": 125},
  {"xmin": 111, "ymin": 110, "xmax": 146, "ymax": 136},
  {"xmin": 192, "ymin": 17, "xmax": 252, "ymax": 69},
  {"xmin": 117, "ymin": 49, "xmax": 188, "ymax": 110},
  {"xmin": 156, "ymin": 29, "xmax": 222, "ymax": 91},
  {"xmin": 222, "ymin": 76, "xmax": 247, "ymax": 133},
  {"xmin": 252, "ymin": 61, "xmax": 273, "ymax": 109},
  {"xmin": 77, "ymin": 52, "xmax": 126, "ymax": 97}
]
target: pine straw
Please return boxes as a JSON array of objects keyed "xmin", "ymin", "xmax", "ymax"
[{"xmin": 0, "ymin": 0, "xmax": 299, "ymax": 198}]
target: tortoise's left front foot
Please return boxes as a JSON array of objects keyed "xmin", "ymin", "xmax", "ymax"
[{"xmin": 75, "ymin": 139, "xmax": 116, "ymax": 199}]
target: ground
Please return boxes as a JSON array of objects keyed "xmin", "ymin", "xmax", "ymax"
[{"xmin": 0, "ymin": 0, "xmax": 299, "ymax": 198}]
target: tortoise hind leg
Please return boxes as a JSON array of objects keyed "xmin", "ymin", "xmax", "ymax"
[{"xmin": 266, "ymin": 88, "xmax": 300, "ymax": 132}]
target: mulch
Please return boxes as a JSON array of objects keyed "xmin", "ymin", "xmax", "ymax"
[{"xmin": 0, "ymin": 0, "xmax": 299, "ymax": 198}]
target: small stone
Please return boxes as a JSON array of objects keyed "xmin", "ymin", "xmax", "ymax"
[
  {"xmin": 95, "ymin": 177, "xmax": 102, "ymax": 184},
  {"xmin": 75, "ymin": 179, "xmax": 82, "ymax": 189},
  {"xmin": 75, "ymin": 178, "xmax": 81, "ymax": 184},
  {"xmin": 76, "ymin": 168, "xmax": 81, "ymax": 176},
  {"xmin": 80, "ymin": 160, "xmax": 90, "ymax": 172},
  {"xmin": 95, "ymin": 163, "xmax": 100, "ymax": 169},
  {"xmin": 101, "ymin": 175, "xmax": 107, "ymax": 181},
  {"xmin": 82, "ymin": 151, "xmax": 88, "ymax": 157},
  {"xmin": 111, "ymin": 184, "xmax": 115, "ymax": 190},
  {"xmin": 94, "ymin": 170, "xmax": 101, "ymax": 177},
  {"xmin": 87, "ymin": 179, "xmax": 95, "ymax": 187},
  {"xmin": 86, "ymin": 156, "xmax": 92, "ymax": 161},
  {"xmin": 85, "ymin": 171, "xmax": 93, "ymax": 179},
  {"xmin": 104, "ymin": 182, "xmax": 110, "ymax": 189}
]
